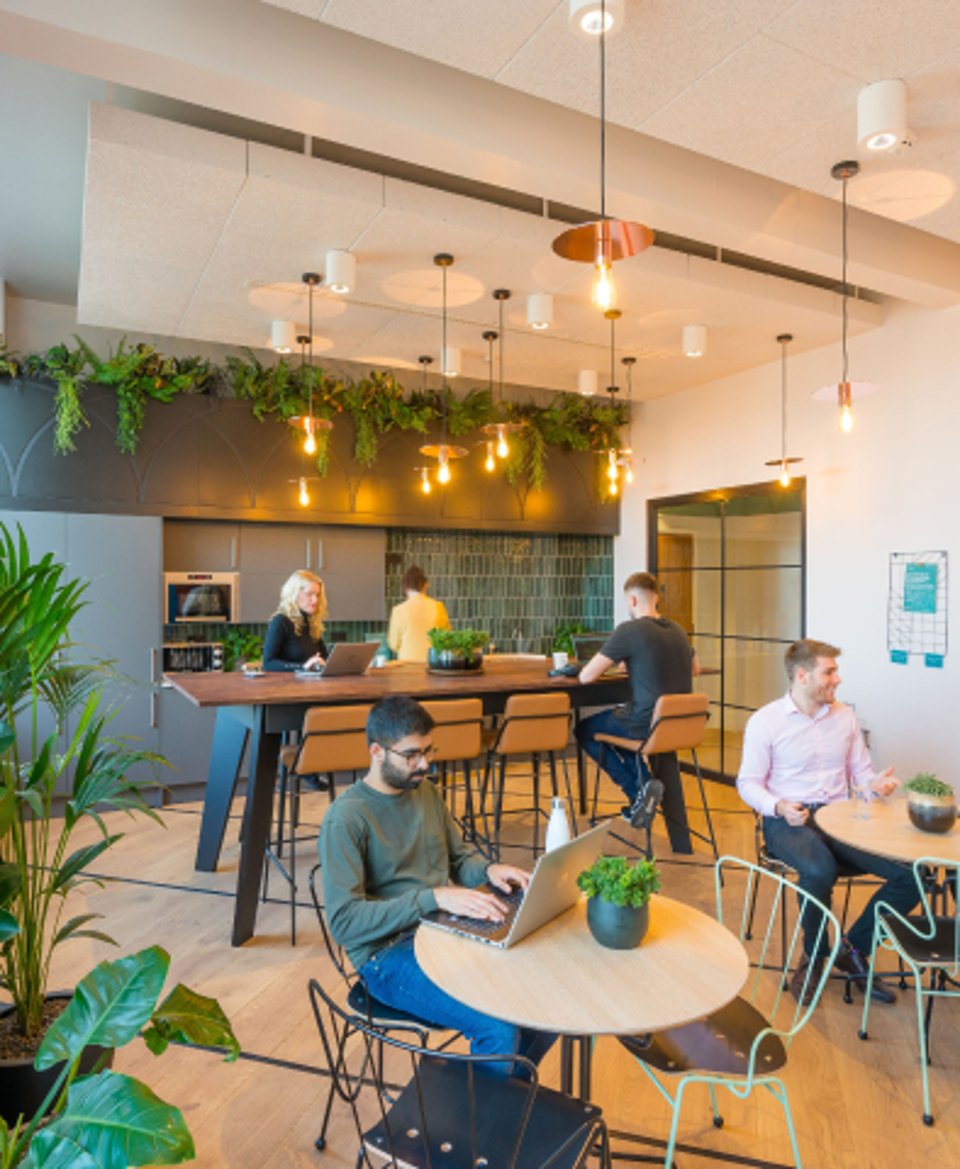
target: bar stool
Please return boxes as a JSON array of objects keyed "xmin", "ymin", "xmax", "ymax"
[
  {"xmin": 420, "ymin": 698, "xmax": 487, "ymax": 852},
  {"xmin": 590, "ymin": 692, "xmax": 718, "ymax": 861},
  {"xmin": 482, "ymin": 692, "xmax": 577, "ymax": 858},
  {"xmin": 265, "ymin": 703, "xmax": 372, "ymax": 944}
]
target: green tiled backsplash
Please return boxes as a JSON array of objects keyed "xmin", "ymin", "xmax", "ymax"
[{"xmin": 164, "ymin": 527, "xmax": 614, "ymax": 656}]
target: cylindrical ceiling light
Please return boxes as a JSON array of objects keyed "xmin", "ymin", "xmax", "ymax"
[
  {"xmin": 858, "ymin": 79, "xmax": 907, "ymax": 152},
  {"xmin": 568, "ymin": 0, "xmax": 624, "ymax": 36},
  {"xmin": 526, "ymin": 292, "xmax": 554, "ymax": 330},
  {"xmin": 441, "ymin": 346, "xmax": 461, "ymax": 377},
  {"xmin": 270, "ymin": 320, "xmax": 296, "ymax": 353},
  {"xmin": 578, "ymin": 369, "xmax": 598, "ymax": 397},
  {"xmin": 682, "ymin": 324, "xmax": 707, "ymax": 358},
  {"xmin": 325, "ymin": 249, "xmax": 356, "ymax": 294}
]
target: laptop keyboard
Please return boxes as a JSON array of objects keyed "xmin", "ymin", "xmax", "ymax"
[{"xmin": 458, "ymin": 884, "xmax": 524, "ymax": 935}]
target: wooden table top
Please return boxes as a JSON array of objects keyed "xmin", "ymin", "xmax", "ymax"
[
  {"xmin": 415, "ymin": 895, "xmax": 748, "ymax": 1036},
  {"xmin": 816, "ymin": 797, "xmax": 960, "ymax": 864},
  {"xmin": 165, "ymin": 657, "xmax": 627, "ymax": 709}
]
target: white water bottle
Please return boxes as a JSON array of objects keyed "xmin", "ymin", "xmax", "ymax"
[{"xmin": 544, "ymin": 797, "xmax": 572, "ymax": 852}]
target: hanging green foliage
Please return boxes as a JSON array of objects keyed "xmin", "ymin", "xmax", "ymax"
[{"xmin": 2, "ymin": 337, "xmax": 631, "ymax": 495}]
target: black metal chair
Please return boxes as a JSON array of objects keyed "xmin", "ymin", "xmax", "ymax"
[
  {"xmin": 307, "ymin": 863, "xmax": 459, "ymax": 1151},
  {"xmin": 308, "ymin": 973, "xmax": 609, "ymax": 1169}
]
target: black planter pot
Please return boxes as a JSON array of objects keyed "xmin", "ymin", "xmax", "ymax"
[
  {"xmin": 586, "ymin": 897, "xmax": 650, "ymax": 950},
  {"xmin": 427, "ymin": 648, "xmax": 484, "ymax": 674},
  {"xmin": 0, "ymin": 994, "xmax": 114, "ymax": 1126},
  {"xmin": 907, "ymin": 792, "xmax": 957, "ymax": 834}
]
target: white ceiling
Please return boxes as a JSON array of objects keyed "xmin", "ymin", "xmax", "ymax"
[{"xmin": 3, "ymin": 0, "xmax": 960, "ymax": 400}]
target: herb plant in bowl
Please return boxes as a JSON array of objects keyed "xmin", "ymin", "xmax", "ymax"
[
  {"xmin": 904, "ymin": 772, "xmax": 957, "ymax": 834},
  {"xmin": 576, "ymin": 855, "xmax": 660, "ymax": 949},
  {"xmin": 426, "ymin": 628, "xmax": 489, "ymax": 673}
]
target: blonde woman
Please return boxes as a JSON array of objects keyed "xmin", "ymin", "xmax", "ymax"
[{"xmin": 263, "ymin": 569, "xmax": 329, "ymax": 671}]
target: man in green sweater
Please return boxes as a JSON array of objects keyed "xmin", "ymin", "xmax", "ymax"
[{"xmin": 319, "ymin": 694, "xmax": 556, "ymax": 1073}]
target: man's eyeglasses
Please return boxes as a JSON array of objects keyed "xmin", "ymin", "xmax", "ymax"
[{"xmin": 379, "ymin": 743, "xmax": 437, "ymax": 764}]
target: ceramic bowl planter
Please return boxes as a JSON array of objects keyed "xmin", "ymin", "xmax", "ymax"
[
  {"xmin": 586, "ymin": 897, "xmax": 650, "ymax": 950},
  {"xmin": 907, "ymin": 791, "xmax": 957, "ymax": 834},
  {"xmin": 426, "ymin": 629, "xmax": 489, "ymax": 675},
  {"xmin": 904, "ymin": 774, "xmax": 957, "ymax": 834},
  {"xmin": 577, "ymin": 855, "xmax": 660, "ymax": 951}
]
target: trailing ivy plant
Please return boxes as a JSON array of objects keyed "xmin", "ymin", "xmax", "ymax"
[{"xmin": 1, "ymin": 336, "xmax": 632, "ymax": 493}]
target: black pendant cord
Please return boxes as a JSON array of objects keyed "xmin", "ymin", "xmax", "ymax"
[
  {"xmin": 780, "ymin": 336, "xmax": 788, "ymax": 464},
  {"xmin": 609, "ymin": 313, "xmax": 616, "ymax": 394},
  {"xmin": 599, "ymin": 0, "xmax": 606, "ymax": 222},
  {"xmin": 498, "ymin": 297, "xmax": 505, "ymax": 406},
  {"xmin": 841, "ymin": 173, "xmax": 849, "ymax": 385}
]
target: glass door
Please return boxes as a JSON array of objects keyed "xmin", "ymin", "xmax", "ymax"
[{"xmin": 649, "ymin": 481, "xmax": 805, "ymax": 782}]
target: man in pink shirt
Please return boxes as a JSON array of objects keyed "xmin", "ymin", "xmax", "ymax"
[{"xmin": 737, "ymin": 639, "xmax": 918, "ymax": 1004}]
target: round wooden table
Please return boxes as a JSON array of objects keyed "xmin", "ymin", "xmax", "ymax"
[
  {"xmin": 815, "ymin": 797, "xmax": 960, "ymax": 864},
  {"xmin": 416, "ymin": 893, "xmax": 748, "ymax": 1040}
]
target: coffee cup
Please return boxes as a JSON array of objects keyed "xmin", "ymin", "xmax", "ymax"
[{"xmin": 552, "ymin": 651, "xmax": 569, "ymax": 670}]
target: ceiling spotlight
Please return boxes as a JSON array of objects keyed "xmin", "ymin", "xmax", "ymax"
[
  {"xmin": 858, "ymin": 79, "xmax": 908, "ymax": 153},
  {"xmin": 526, "ymin": 292, "xmax": 554, "ymax": 330},
  {"xmin": 578, "ymin": 369, "xmax": 598, "ymax": 397},
  {"xmin": 682, "ymin": 324, "xmax": 707, "ymax": 358},
  {"xmin": 568, "ymin": 0, "xmax": 624, "ymax": 36},
  {"xmin": 325, "ymin": 249, "xmax": 356, "ymax": 294},
  {"xmin": 270, "ymin": 320, "xmax": 296, "ymax": 353}
]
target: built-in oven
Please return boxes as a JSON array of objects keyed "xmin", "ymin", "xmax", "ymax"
[
  {"xmin": 163, "ymin": 572, "xmax": 239, "ymax": 623},
  {"xmin": 161, "ymin": 642, "xmax": 225, "ymax": 673}
]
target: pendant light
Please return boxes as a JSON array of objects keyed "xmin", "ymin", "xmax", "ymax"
[
  {"xmin": 481, "ymin": 289, "xmax": 524, "ymax": 459},
  {"xmin": 814, "ymin": 161, "xmax": 878, "ymax": 432},
  {"xmin": 419, "ymin": 255, "xmax": 467, "ymax": 485},
  {"xmin": 603, "ymin": 308, "xmax": 622, "ymax": 497},
  {"xmin": 764, "ymin": 333, "xmax": 803, "ymax": 487},
  {"xmin": 289, "ymin": 271, "xmax": 333, "ymax": 454},
  {"xmin": 618, "ymin": 354, "xmax": 635, "ymax": 485},
  {"xmin": 552, "ymin": 0, "xmax": 653, "ymax": 311},
  {"xmin": 481, "ymin": 329, "xmax": 498, "ymax": 472}
]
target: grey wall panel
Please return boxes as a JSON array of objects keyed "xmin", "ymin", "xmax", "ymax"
[{"xmin": 1, "ymin": 380, "xmax": 618, "ymax": 535}]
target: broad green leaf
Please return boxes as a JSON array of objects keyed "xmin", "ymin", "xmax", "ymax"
[
  {"xmin": 143, "ymin": 983, "xmax": 241, "ymax": 1062},
  {"xmin": 36, "ymin": 947, "xmax": 169, "ymax": 1069},
  {"xmin": 0, "ymin": 907, "xmax": 18, "ymax": 941},
  {"xmin": 21, "ymin": 1129, "xmax": 100, "ymax": 1169},
  {"xmin": 37, "ymin": 1070, "xmax": 194, "ymax": 1167},
  {"xmin": 52, "ymin": 913, "xmax": 107, "ymax": 947}
]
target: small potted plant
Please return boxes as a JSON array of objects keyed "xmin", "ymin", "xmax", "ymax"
[
  {"xmin": 426, "ymin": 627, "xmax": 489, "ymax": 674},
  {"xmin": 904, "ymin": 772, "xmax": 957, "ymax": 834},
  {"xmin": 576, "ymin": 855, "xmax": 660, "ymax": 950}
]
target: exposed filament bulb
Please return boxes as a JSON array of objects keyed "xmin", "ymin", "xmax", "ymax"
[
  {"xmin": 298, "ymin": 477, "xmax": 310, "ymax": 507},
  {"xmin": 437, "ymin": 455, "xmax": 451, "ymax": 485},
  {"xmin": 420, "ymin": 467, "xmax": 432, "ymax": 495},
  {"xmin": 495, "ymin": 424, "xmax": 509, "ymax": 460},
  {"xmin": 485, "ymin": 441, "xmax": 496, "ymax": 472}
]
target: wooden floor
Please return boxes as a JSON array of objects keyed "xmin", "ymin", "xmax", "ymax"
[{"xmin": 38, "ymin": 766, "xmax": 960, "ymax": 1169}]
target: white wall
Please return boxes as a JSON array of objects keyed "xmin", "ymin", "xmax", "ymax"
[{"xmin": 616, "ymin": 300, "xmax": 960, "ymax": 781}]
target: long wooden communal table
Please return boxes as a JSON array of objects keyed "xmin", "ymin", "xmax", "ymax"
[{"xmin": 166, "ymin": 659, "xmax": 630, "ymax": 945}]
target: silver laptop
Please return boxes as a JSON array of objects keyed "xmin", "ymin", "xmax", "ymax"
[
  {"xmin": 420, "ymin": 821, "xmax": 610, "ymax": 948},
  {"xmin": 295, "ymin": 641, "xmax": 378, "ymax": 678}
]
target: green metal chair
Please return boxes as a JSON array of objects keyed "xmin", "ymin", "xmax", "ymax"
[
  {"xmin": 858, "ymin": 856, "xmax": 959, "ymax": 1126},
  {"xmin": 618, "ymin": 856, "xmax": 841, "ymax": 1169}
]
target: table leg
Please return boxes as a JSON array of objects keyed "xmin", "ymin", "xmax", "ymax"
[
  {"xmin": 231, "ymin": 708, "xmax": 282, "ymax": 946},
  {"xmin": 559, "ymin": 1035, "xmax": 593, "ymax": 1099},
  {"xmin": 195, "ymin": 709, "xmax": 250, "ymax": 872}
]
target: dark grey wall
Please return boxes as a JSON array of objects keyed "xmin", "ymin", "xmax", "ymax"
[{"xmin": 0, "ymin": 380, "xmax": 619, "ymax": 535}]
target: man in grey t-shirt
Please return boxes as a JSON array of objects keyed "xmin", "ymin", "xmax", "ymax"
[{"xmin": 577, "ymin": 572, "xmax": 698, "ymax": 835}]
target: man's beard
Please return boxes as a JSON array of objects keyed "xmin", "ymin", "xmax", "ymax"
[{"xmin": 381, "ymin": 757, "xmax": 431, "ymax": 791}]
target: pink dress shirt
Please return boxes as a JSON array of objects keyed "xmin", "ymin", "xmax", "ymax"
[{"xmin": 736, "ymin": 692, "xmax": 875, "ymax": 818}]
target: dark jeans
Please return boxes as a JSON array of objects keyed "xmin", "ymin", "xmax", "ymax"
[
  {"xmin": 762, "ymin": 812, "xmax": 920, "ymax": 957},
  {"xmin": 359, "ymin": 934, "xmax": 556, "ymax": 1078},
  {"xmin": 576, "ymin": 707, "xmax": 649, "ymax": 803}
]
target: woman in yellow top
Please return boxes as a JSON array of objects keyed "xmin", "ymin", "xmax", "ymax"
[{"xmin": 387, "ymin": 565, "xmax": 450, "ymax": 661}]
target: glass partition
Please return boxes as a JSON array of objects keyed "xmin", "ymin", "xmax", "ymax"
[{"xmin": 649, "ymin": 480, "xmax": 805, "ymax": 782}]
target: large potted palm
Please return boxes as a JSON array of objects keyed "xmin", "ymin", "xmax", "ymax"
[{"xmin": 0, "ymin": 522, "xmax": 171, "ymax": 1123}]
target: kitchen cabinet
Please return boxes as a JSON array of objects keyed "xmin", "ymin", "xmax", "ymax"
[{"xmin": 164, "ymin": 521, "xmax": 240, "ymax": 571}]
